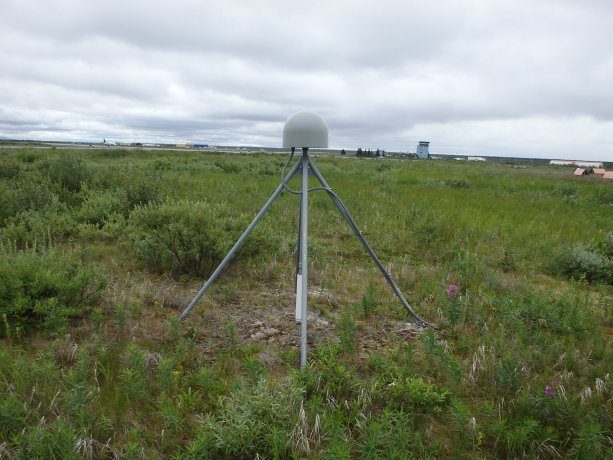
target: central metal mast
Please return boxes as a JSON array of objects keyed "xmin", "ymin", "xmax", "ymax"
[{"xmin": 299, "ymin": 148, "xmax": 309, "ymax": 369}]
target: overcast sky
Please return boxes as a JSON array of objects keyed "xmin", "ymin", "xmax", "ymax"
[{"xmin": 1, "ymin": 0, "xmax": 612, "ymax": 161}]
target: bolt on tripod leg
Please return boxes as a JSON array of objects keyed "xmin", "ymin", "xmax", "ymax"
[
  {"xmin": 179, "ymin": 157, "xmax": 303, "ymax": 320},
  {"xmin": 307, "ymin": 158, "xmax": 434, "ymax": 328}
]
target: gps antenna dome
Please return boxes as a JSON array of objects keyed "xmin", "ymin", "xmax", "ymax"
[{"xmin": 283, "ymin": 111, "xmax": 329, "ymax": 149}]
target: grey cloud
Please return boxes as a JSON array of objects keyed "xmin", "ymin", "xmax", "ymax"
[{"xmin": 0, "ymin": 0, "xmax": 612, "ymax": 159}]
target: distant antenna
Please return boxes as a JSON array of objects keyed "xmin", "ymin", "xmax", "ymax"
[{"xmin": 180, "ymin": 111, "xmax": 433, "ymax": 369}]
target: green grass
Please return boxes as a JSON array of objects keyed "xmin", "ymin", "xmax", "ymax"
[{"xmin": 0, "ymin": 147, "xmax": 611, "ymax": 458}]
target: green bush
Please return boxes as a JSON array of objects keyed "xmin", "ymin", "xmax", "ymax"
[
  {"xmin": 297, "ymin": 342, "xmax": 357, "ymax": 401},
  {"xmin": 383, "ymin": 377, "xmax": 451, "ymax": 414},
  {"xmin": 0, "ymin": 177, "xmax": 57, "ymax": 222},
  {"xmin": 411, "ymin": 209, "xmax": 451, "ymax": 250},
  {"xmin": 594, "ymin": 188, "xmax": 613, "ymax": 205},
  {"xmin": 13, "ymin": 420, "xmax": 79, "ymax": 459},
  {"xmin": 356, "ymin": 410, "xmax": 428, "ymax": 458},
  {"xmin": 0, "ymin": 393, "xmax": 26, "ymax": 441},
  {"xmin": 15, "ymin": 149, "xmax": 41, "ymax": 163},
  {"xmin": 44, "ymin": 155, "xmax": 91, "ymax": 192},
  {"xmin": 500, "ymin": 290, "xmax": 597, "ymax": 338},
  {"xmin": 89, "ymin": 165, "xmax": 162, "ymax": 210},
  {"xmin": 0, "ymin": 159, "xmax": 21, "ymax": 179},
  {"xmin": 122, "ymin": 168, "xmax": 163, "ymax": 209},
  {"xmin": 77, "ymin": 189, "xmax": 125, "ymax": 227},
  {"xmin": 594, "ymin": 232, "xmax": 613, "ymax": 258},
  {"xmin": 0, "ymin": 248, "xmax": 105, "ymax": 337},
  {"xmin": 214, "ymin": 159, "xmax": 242, "ymax": 173},
  {"xmin": 555, "ymin": 234, "xmax": 613, "ymax": 284},
  {"xmin": 129, "ymin": 199, "xmax": 275, "ymax": 277},
  {"xmin": 92, "ymin": 148, "xmax": 129, "ymax": 159},
  {"xmin": 0, "ymin": 205, "xmax": 76, "ymax": 250},
  {"xmin": 185, "ymin": 380, "xmax": 300, "ymax": 459}
]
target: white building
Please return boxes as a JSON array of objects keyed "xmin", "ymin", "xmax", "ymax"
[
  {"xmin": 467, "ymin": 156, "xmax": 486, "ymax": 162},
  {"xmin": 549, "ymin": 160, "xmax": 603, "ymax": 168},
  {"xmin": 575, "ymin": 161, "xmax": 603, "ymax": 168}
]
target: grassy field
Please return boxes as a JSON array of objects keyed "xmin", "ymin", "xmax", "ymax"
[{"xmin": 0, "ymin": 148, "xmax": 612, "ymax": 459}]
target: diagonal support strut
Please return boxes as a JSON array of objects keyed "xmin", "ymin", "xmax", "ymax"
[
  {"xmin": 307, "ymin": 158, "xmax": 434, "ymax": 329},
  {"xmin": 179, "ymin": 157, "xmax": 303, "ymax": 320}
]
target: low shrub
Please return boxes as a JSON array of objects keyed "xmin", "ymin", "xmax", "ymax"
[
  {"xmin": 44, "ymin": 154, "xmax": 91, "ymax": 193},
  {"xmin": 12, "ymin": 420, "xmax": 79, "ymax": 459},
  {"xmin": 411, "ymin": 209, "xmax": 451, "ymax": 250},
  {"xmin": 444, "ymin": 179, "xmax": 472, "ymax": 189},
  {"xmin": 594, "ymin": 188, "xmax": 613, "ymax": 205},
  {"xmin": 77, "ymin": 189, "xmax": 125, "ymax": 227},
  {"xmin": 594, "ymin": 232, "xmax": 613, "ymax": 258},
  {"xmin": 356, "ymin": 409, "xmax": 427, "ymax": 458},
  {"xmin": 129, "ymin": 199, "xmax": 275, "ymax": 277},
  {"xmin": 87, "ymin": 165, "xmax": 162, "ymax": 212},
  {"xmin": 500, "ymin": 289, "xmax": 597, "ymax": 339},
  {"xmin": 122, "ymin": 168, "xmax": 163, "ymax": 210},
  {"xmin": 555, "ymin": 233, "xmax": 613, "ymax": 284},
  {"xmin": 0, "ymin": 177, "xmax": 57, "ymax": 222},
  {"xmin": 385, "ymin": 377, "xmax": 451, "ymax": 415},
  {"xmin": 0, "ymin": 205, "xmax": 76, "ymax": 250},
  {"xmin": 497, "ymin": 245, "xmax": 517, "ymax": 272},
  {"xmin": 0, "ymin": 159, "xmax": 21, "ymax": 179},
  {"xmin": 92, "ymin": 148, "xmax": 129, "ymax": 159},
  {"xmin": 214, "ymin": 159, "xmax": 242, "ymax": 174},
  {"xmin": 0, "ymin": 248, "xmax": 105, "ymax": 337},
  {"xmin": 449, "ymin": 248, "xmax": 489, "ymax": 292},
  {"xmin": 297, "ymin": 342, "xmax": 357, "ymax": 401},
  {"xmin": 185, "ymin": 379, "xmax": 301, "ymax": 459},
  {"xmin": 15, "ymin": 149, "xmax": 41, "ymax": 163}
]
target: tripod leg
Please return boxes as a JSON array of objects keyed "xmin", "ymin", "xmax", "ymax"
[
  {"xmin": 307, "ymin": 159, "xmax": 433, "ymax": 328},
  {"xmin": 179, "ymin": 157, "xmax": 302, "ymax": 320}
]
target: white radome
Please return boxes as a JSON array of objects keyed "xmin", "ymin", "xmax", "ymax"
[{"xmin": 282, "ymin": 111, "xmax": 329, "ymax": 149}]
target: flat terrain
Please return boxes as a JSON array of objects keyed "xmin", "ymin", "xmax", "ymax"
[{"xmin": 0, "ymin": 148, "xmax": 611, "ymax": 458}]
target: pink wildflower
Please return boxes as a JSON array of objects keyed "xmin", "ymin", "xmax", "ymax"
[
  {"xmin": 447, "ymin": 284, "xmax": 459, "ymax": 299},
  {"xmin": 544, "ymin": 385, "xmax": 556, "ymax": 397}
]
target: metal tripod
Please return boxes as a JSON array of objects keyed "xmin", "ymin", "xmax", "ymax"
[{"xmin": 180, "ymin": 149, "xmax": 432, "ymax": 369}]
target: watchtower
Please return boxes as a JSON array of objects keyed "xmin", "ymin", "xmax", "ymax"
[{"xmin": 416, "ymin": 141, "xmax": 430, "ymax": 159}]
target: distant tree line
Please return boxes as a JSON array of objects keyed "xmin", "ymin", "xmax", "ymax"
[{"xmin": 355, "ymin": 148, "xmax": 383, "ymax": 157}]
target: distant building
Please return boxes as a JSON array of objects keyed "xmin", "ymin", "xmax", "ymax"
[
  {"xmin": 573, "ymin": 168, "xmax": 588, "ymax": 176},
  {"xmin": 575, "ymin": 161, "xmax": 603, "ymax": 168},
  {"xmin": 416, "ymin": 141, "xmax": 430, "ymax": 159},
  {"xmin": 593, "ymin": 168, "xmax": 606, "ymax": 175},
  {"xmin": 550, "ymin": 160, "xmax": 603, "ymax": 168},
  {"xmin": 467, "ymin": 156, "xmax": 486, "ymax": 162}
]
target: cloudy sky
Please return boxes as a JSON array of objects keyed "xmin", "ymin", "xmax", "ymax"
[{"xmin": 1, "ymin": 0, "xmax": 612, "ymax": 160}]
